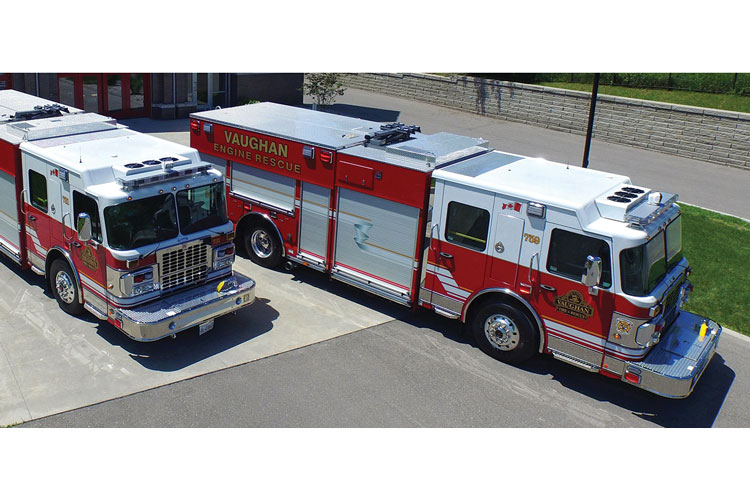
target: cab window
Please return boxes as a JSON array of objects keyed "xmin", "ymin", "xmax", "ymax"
[
  {"xmin": 546, "ymin": 228, "xmax": 612, "ymax": 288},
  {"xmin": 29, "ymin": 170, "xmax": 48, "ymax": 212},
  {"xmin": 73, "ymin": 191, "xmax": 102, "ymax": 242},
  {"xmin": 444, "ymin": 201, "xmax": 490, "ymax": 251}
]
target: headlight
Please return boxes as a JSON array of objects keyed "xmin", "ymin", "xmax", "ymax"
[
  {"xmin": 121, "ymin": 267, "xmax": 156, "ymax": 297},
  {"xmin": 213, "ymin": 243, "xmax": 235, "ymax": 270}
]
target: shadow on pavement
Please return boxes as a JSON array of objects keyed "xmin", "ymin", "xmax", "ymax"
[
  {"xmin": 337, "ymin": 283, "xmax": 735, "ymax": 428},
  {"xmin": 120, "ymin": 117, "xmax": 190, "ymax": 134},
  {"xmin": 93, "ymin": 297, "xmax": 279, "ymax": 372}
]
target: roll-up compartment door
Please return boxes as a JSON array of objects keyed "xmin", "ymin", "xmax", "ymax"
[
  {"xmin": 0, "ymin": 169, "xmax": 21, "ymax": 258},
  {"xmin": 230, "ymin": 162, "xmax": 295, "ymax": 212},
  {"xmin": 299, "ymin": 182, "xmax": 331, "ymax": 262},
  {"xmin": 334, "ymin": 188, "xmax": 420, "ymax": 299}
]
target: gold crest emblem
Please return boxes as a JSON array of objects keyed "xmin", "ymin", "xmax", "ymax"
[
  {"xmin": 81, "ymin": 245, "xmax": 99, "ymax": 271},
  {"xmin": 554, "ymin": 290, "xmax": 594, "ymax": 320}
]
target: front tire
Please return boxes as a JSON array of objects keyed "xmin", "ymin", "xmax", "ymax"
[
  {"xmin": 471, "ymin": 301, "xmax": 538, "ymax": 365},
  {"xmin": 49, "ymin": 259, "xmax": 84, "ymax": 316},
  {"xmin": 243, "ymin": 222, "xmax": 283, "ymax": 268}
]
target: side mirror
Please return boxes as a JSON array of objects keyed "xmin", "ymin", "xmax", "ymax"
[
  {"xmin": 581, "ymin": 255, "xmax": 602, "ymax": 295},
  {"xmin": 76, "ymin": 213, "xmax": 92, "ymax": 242}
]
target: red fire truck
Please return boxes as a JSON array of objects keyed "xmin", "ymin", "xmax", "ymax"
[
  {"xmin": 190, "ymin": 102, "xmax": 721, "ymax": 398},
  {"xmin": 0, "ymin": 90, "xmax": 255, "ymax": 341}
]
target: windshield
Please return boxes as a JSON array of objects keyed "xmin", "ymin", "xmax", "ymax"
[
  {"xmin": 176, "ymin": 183, "xmax": 227, "ymax": 234},
  {"xmin": 620, "ymin": 216, "xmax": 683, "ymax": 296},
  {"xmin": 104, "ymin": 193, "xmax": 179, "ymax": 250}
]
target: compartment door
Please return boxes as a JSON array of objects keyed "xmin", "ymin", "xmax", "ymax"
[
  {"xmin": 230, "ymin": 161, "xmax": 295, "ymax": 212},
  {"xmin": 0, "ymin": 169, "xmax": 21, "ymax": 261},
  {"xmin": 333, "ymin": 188, "xmax": 420, "ymax": 303},
  {"xmin": 298, "ymin": 182, "xmax": 331, "ymax": 266}
]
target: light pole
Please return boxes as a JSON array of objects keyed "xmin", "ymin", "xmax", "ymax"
[{"xmin": 582, "ymin": 73, "xmax": 600, "ymax": 168}]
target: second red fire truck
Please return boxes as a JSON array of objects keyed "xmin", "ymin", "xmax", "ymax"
[
  {"xmin": 0, "ymin": 90, "xmax": 255, "ymax": 341},
  {"xmin": 190, "ymin": 102, "xmax": 721, "ymax": 398}
]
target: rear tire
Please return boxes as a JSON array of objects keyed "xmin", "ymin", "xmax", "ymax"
[
  {"xmin": 49, "ymin": 259, "xmax": 84, "ymax": 316},
  {"xmin": 471, "ymin": 301, "xmax": 538, "ymax": 365},
  {"xmin": 243, "ymin": 222, "xmax": 283, "ymax": 268}
]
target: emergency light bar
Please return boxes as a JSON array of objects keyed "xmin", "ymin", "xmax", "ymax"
[
  {"xmin": 624, "ymin": 192, "xmax": 678, "ymax": 228},
  {"xmin": 115, "ymin": 161, "xmax": 214, "ymax": 191}
]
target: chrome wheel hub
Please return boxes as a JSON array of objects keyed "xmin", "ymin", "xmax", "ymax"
[
  {"xmin": 55, "ymin": 271, "xmax": 76, "ymax": 304},
  {"xmin": 251, "ymin": 229, "xmax": 273, "ymax": 258},
  {"xmin": 484, "ymin": 314, "xmax": 519, "ymax": 351}
]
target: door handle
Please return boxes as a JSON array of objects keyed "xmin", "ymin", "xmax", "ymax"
[
  {"xmin": 28, "ymin": 215, "xmax": 36, "ymax": 222},
  {"xmin": 540, "ymin": 284, "xmax": 556, "ymax": 292},
  {"xmin": 439, "ymin": 252, "xmax": 453, "ymax": 259}
]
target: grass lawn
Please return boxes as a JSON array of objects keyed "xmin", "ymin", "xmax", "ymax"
[
  {"xmin": 680, "ymin": 204, "xmax": 750, "ymax": 335},
  {"xmin": 537, "ymin": 82, "xmax": 750, "ymax": 114}
]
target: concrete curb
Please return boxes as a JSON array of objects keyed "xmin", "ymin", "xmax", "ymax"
[{"xmin": 723, "ymin": 327, "xmax": 749, "ymax": 343}]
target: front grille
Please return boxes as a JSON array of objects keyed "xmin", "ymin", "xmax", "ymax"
[
  {"xmin": 662, "ymin": 276, "xmax": 685, "ymax": 328},
  {"xmin": 158, "ymin": 241, "xmax": 210, "ymax": 292}
]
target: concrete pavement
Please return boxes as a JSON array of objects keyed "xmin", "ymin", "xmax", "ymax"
[{"xmin": 7, "ymin": 87, "xmax": 749, "ymax": 428}]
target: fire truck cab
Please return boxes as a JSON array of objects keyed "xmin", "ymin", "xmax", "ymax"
[
  {"xmin": 0, "ymin": 90, "xmax": 255, "ymax": 341},
  {"xmin": 190, "ymin": 102, "xmax": 720, "ymax": 398}
]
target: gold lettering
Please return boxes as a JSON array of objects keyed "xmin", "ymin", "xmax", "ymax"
[
  {"xmin": 224, "ymin": 130, "xmax": 232, "ymax": 143},
  {"xmin": 278, "ymin": 144, "xmax": 288, "ymax": 158}
]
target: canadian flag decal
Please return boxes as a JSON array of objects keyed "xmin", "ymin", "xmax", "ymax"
[{"xmin": 502, "ymin": 202, "xmax": 521, "ymax": 212}]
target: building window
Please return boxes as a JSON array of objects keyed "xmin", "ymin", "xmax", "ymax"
[
  {"xmin": 107, "ymin": 75, "xmax": 123, "ymax": 112},
  {"xmin": 130, "ymin": 74, "xmax": 145, "ymax": 111},
  {"xmin": 444, "ymin": 201, "xmax": 490, "ymax": 251},
  {"xmin": 547, "ymin": 228, "xmax": 612, "ymax": 288}
]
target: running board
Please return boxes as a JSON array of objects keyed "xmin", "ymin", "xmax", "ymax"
[
  {"xmin": 84, "ymin": 302, "xmax": 108, "ymax": 320},
  {"xmin": 432, "ymin": 305, "xmax": 460, "ymax": 319},
  {"xmin": 550, "ymin": 349, "xmax": 600, "ymax": 372}
]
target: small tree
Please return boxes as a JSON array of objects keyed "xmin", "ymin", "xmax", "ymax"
[{"xmin": 303, "ymin": 73, "xmax": 346, "ymax": 108}]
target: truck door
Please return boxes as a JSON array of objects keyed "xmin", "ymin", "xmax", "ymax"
[
  {"xmin": 536, "ymin": 224, "xmax": 615, "ymax": 367},
  {"xmin": 68, "ymin": 190, "xmax": 108, "ymax": 315},
  {"xmin": 427, "ymin": 181, "xmax": 494, "ymax": 312},
  {"xmin": 487, "ymin": 211, "xmax": 525, "ymax": 288},
  {"xmin": 24, "ymin": 165, "xmax": 55, "ymax": 264}
]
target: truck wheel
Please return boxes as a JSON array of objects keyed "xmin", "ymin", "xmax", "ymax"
[
  {"xmin": 49, "ymin": 259, "xmax": 84, "ymax": 316},
  {"xmin": 244, "ymin": 222, "xmax": 282, "ymax": 268},
  {"xmin": 471, "ymin": 302, "xmax": 538, "ymax": 365}
]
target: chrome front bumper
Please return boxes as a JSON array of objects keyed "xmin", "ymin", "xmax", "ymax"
[
  {"xmin": 114, "ymin": 272, "xmax": 256, "ymax": 341},
  {"xmin": 623, "ymin": 311, "xmax": 721, "ymax": 398}
]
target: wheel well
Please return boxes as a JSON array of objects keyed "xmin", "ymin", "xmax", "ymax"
[
  {"xmin": 45, "ymin": 248, "xmax": 83, "ymax": 304},
  {"xmin": 235, "ymin": 212, "xmax": 285, "ymax": 258},
  {"xmin": 464, "ymin": 291, "xmax": 544, "ymax": 352}
]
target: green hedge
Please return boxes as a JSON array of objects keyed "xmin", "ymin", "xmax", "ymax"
[{"xmin": 470, "ymin": 73, "xmax": 750, "ymax": 95}]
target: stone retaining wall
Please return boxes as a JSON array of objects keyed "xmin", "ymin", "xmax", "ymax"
[{"xmin": 339, "ymin": 73, "xmax": 750, "ymax": 170}]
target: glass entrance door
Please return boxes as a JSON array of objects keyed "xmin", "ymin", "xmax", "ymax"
[{"xmin": 57, "ymin": 74, "xmax": 150, "ymax": 118}]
